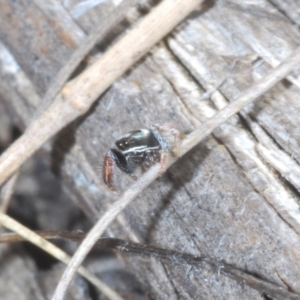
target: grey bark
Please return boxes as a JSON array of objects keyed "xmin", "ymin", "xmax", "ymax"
[{"xmin": 1, "ymin": 0, "xmax": 300, "ymax": 299}]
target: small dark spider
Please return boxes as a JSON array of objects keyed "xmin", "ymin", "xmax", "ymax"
[{"xmin": 103, "ymin": 123, "xmax": 182, "ymax": 193}]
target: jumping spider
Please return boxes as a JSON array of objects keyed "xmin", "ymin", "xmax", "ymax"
[{"xmin": 103, "ymin": 123, "xmax": 182, "ymax": 193}]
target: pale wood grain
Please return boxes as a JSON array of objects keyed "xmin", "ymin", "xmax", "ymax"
[{"xmin": 1, "ymin": 0, "xmax": 300, "ymax": 299}]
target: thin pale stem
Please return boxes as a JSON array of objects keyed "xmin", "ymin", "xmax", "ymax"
[
  {"xmin": 0, "ymin": 170, "xmax": 20, "ymax": 232},
  {"xmin": 36, "ymin": 0, "xmax": 141, "ymax": 114},
  {"xmin": 1, "ymin": 231, "xmax": 299, "ymax": 299},
  {"xmin": 52, "ymin": 45, "xmax": 300, "ymax": 300},
  {"xmin": 0, "ymin": 212, "xmax": 123, "ymax": 300},
  {"xmin": 0, "ymin": 0, "xmax": 204, "ymax": 186},
  {"xmin": 0, "ymin": 170, "xmax": 20, "ymax": 214}
]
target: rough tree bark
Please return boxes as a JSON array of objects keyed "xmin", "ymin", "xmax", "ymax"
[{"xmin": 1, "ymin": 0, "xmax": 300, "ymax": 299}]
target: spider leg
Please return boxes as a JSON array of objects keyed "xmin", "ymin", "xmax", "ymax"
[
  {"xmin": 140, "ymin": 164, "xmax": 147, "ymax": 174},
  {"xmin": 145, "ymin": 150, "xmax": 167, "ymax": 176},
  {"xmin": 102, "ymin": 151, "xmax": 119, "ymax": 194},
  {"xmin": 130, "ymin": 173, "xmax": 137, "ymax": 180},
  {"xmin": 103, "ymin": 149, "xmax": 138, "ymax": 193},
  {"xmin": 159, "ymin": 151, "xmax": 169, "ymax": 176},
  {"xmin": 151, "ymin": 123, "xmax": 183, "ymax": 156}
]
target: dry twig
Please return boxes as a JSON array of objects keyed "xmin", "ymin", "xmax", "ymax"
[
  {"xmin": 36, "ymin": 0, "xmax": 141, "ymax": 114},
  {"xmin": 0, "ymin": 213, "xmax": 123, "ymax": 300},
  {"xmin": 0, "ymin": 170, "xmax": 19, "ymax": 214},
  {"xmin": 52, "ymin": 45, "xmax": 300, "ymax": 300},
  {"xmin": 1, "ymin": 231, "xmax": 299, "ymax": 299},
  {"xmin": 0, "ymin": 0, "xmax": 204, "ymax": 298},
  {"xmin": 0, "ymin": 0, "xmax": 203, "ymax": 186},
  {"xmin": 0, "ymin": 169, "xmax": 20, "ymax": 233}
]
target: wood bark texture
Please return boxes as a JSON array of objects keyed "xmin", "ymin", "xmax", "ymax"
[{"xmin": 1, "ymin": 0, "xmax": 300, "ymax": 299}]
